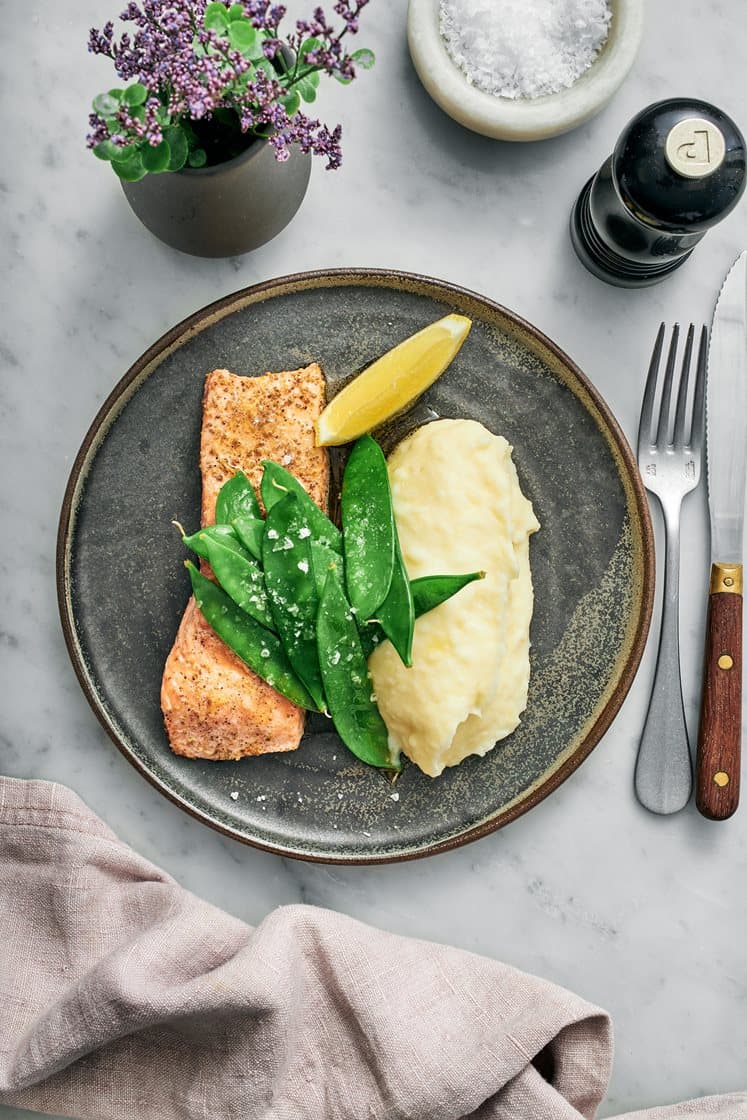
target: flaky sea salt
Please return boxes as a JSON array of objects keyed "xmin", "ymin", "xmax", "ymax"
[{"xmin": 439, "ymin": 0, "xmax": 612, "ymax": 100}]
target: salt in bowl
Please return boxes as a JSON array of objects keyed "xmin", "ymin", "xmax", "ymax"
[{"xmin": 407, "ymin": 0, "xmax": 644, "ymax": 142}]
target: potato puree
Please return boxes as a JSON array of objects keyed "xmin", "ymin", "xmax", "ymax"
[{"xmin": 369, "ymin": 419, "xmax": 539, "ymax": 777}]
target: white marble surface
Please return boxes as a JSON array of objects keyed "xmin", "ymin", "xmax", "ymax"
[{"xmin": 1, "ymin": 1, "xmax": 746, "ymax": 1116}]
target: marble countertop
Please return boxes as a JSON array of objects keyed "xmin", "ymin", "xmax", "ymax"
[{"xmin": 2, "ymin": 1, "xmax": 746, "ymax": 1115}]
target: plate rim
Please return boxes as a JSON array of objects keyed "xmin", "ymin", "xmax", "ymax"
[{"xmin": 56, "ymin": 266, "xmax": 655, "ymax": 864}]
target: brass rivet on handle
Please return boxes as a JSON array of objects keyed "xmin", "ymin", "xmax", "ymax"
[
  {"xmin": 713, "ymin": 772, "xmax": 730, "ymax": 787},
  {"xmin": 709, "ymin": 563, "xmax": 743, "ymax": 594},
  {"xmin": 718, "ymin": 654, "xmax": 734, "ymax": 670}
]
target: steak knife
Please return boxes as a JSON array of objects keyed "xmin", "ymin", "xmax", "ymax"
[{"xmin": 696, "ymin": 250, "xmax": 747, "ymax": 820}]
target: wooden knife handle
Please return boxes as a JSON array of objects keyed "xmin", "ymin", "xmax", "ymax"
[{"xmin": 696, "ymin": 563, "xmax": 742, "ymax": 820}]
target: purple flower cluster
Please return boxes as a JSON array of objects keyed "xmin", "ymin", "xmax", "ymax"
[{"xmin": 87, "ymin": 0, "xmax": 373, "ymax": 170}]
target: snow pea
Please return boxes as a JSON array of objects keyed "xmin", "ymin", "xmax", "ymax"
[
  {"xmin": 410, "ymin": 571, "xmax": 485, "ymax": 617},
  {"xmin": 376, "ymin": 535, "xmax": 414, "ymax": 667},
  {"xmin": 310, "ymin": 539, "xmax": 340, "ymax": 601},
  {"xmin": 232, "ymin": 513, "xmax": 265, "ymax": 561},
  {"xmin": 260, "ymin": 460, "xmax": 342, "ymax": 553},
  {"xmin": 182, "ymin": 523, "xmax": 239, "ymax": 562},
  {"xmin": 204, "ymin": 535, "xmax": 274, "ymax": 632},
  {"xmin": 341, "ymin": 436, "xmax": 395, "ymax": 620},
  {"xmin": 262, "ymin": 492, "xmax": 326, "ymax": 712},
  {"xmin": 215, "ymin": 469, "xmax": 261, "ymax": 524},
  {"xmin": 358, "ymin": 571, "xmax": 485, "ymax": 660},
  {"xmin": 186, "ymin": 562, "xmax": 317, "ymax": 711},
  {"xmin": 316, "ymin": 568, "xmax": 399, "ymax": 771}
]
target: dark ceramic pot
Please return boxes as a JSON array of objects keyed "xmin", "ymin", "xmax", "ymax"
[{"xmin": 121, "ymin": 137, "xmax": 311, "ymax": 257}]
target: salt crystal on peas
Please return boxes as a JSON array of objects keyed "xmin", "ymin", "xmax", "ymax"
[
  {"xmin": 316, "ymin": 567, "xmax": 399, "ymax": 772},
  {"xmin": 262, "ymin": 492, "xmax": 326, "ymax": 713},
  {"xmin": 204, "ymin": 535, "xmax": 274, "ymax": 632},
  {"xmin": 260, "ymin": 460, "xmax": 342, "ymax": 553},
  {"xmin": 186, "ymin": 562, "xmax": 317, "ymax": 712},
  {"xmin": 341, "ymin": 435, "xmax": 395, "ymax": 620},
  {"xmin": 215, "ymin": 469, "xmax": 261, "ymax": 525}
]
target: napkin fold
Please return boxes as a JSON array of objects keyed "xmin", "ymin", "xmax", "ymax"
[{"xmin": 0, "ymin": 777, "xmax": 743, "ymax": 1120}]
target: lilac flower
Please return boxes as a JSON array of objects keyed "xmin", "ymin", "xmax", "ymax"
[{"xmin": 87, "ymin": 0, "xmax": 372, "ymax": 170}]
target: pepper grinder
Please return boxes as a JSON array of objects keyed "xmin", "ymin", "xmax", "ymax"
[{"xmin": 570, "ymin": 98, "xmax": 746, "ymax": 287}]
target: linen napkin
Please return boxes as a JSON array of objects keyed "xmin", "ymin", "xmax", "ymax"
[{"xmin": 0, "ymin": 777, "xmax": 744, "ymax": 1120}]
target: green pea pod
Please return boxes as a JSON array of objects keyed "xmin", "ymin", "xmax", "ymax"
[
  {"xmin": 262, "ymin": 492, "xmax": 326, "ymax": 712},
  {"xmin": 232, "ymin": 513, "xmax": 265, "ymax": 561},
  {"xmin": 411, "ymin": 571, "xmax": 485, "ymax": 616},
  {"xmin": 182, "ymin": 523, "xmax": 238, "ymax": 562},
  {"xmin": 216, "ymin": 469, "xmax": 261, "ymax": 524},
  {"xmin": 358, "ymin": 621, "xmax": 384, "ymax": 661},
  {"xmin": 317, "ymin": 568, "xmax": 399, "ymax": 771},
  {"xmin": 310, "ymin": 539, "xmax": 340, "ymax": 601},
  {"xmin": 341, "ymin": 436, "xmax": 395, "ymax": 620},
  {"xmin": 359, "ymin": 571, "xmax": 485, "ymax": 660},
  {"xmin": 205, "ymin": 535, "xmax": 274, "ymax": 631},
  {"xmin": 376, "ymin": 535, "xmax": 414, "ymax": 667},
  {"xmin": 186, "ymin": 562, "xmax": 318, "ymax": 711},
  {"xmin": 261, "ymin": 460, "xmax": 342, "ymax": 553}
]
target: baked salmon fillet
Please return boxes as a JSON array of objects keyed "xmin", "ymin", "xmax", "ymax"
[{"xmin": 161, "ymin": 365, "xmax": 329, "ymax": 761}]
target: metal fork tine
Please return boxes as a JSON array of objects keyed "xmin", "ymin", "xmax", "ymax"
[
  {"xmin": 673, "ymin": 324, "xmax": 695, "ymax": 450},
  {"xmin": 635, "ymin": 320, "xmax": 706, "ymax": 815},
  {"xmin": 638, "ymin": 323, "xmax": 665, "ymax": 452},
  {"xmin": 689, "ymin": 325, "xmax": 708, "ymax": 453},
  {"xmin": 656, "ymin": 324, "xmax": 680, "ymax": 447}
]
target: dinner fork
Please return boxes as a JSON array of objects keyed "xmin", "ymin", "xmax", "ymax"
[{"xmin": 635, "ymin": 323, "xmax": 707, "ymax": 815}]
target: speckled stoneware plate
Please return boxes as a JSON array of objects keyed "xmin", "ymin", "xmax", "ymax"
[{"xmin": 57, "ymin": 269, "xmax": 653, "ymax": 864}]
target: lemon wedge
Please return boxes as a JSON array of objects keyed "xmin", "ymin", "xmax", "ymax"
[{"xmin": 315, "ymin": 313, "xmax": 472, "ymax": 446}]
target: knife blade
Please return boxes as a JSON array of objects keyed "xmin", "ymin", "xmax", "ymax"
[{"xmin": 696, "ymin": 250, "xmax": 747, "ymax": 820}]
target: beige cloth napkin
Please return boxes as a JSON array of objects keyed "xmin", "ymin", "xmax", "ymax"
[{"xmin": 0, "ymin": 777, "xmax": 743, "ymax": 1120}]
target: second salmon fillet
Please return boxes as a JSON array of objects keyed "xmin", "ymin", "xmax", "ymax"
[{"xmin": 161, "ymin": 365, "xmax": 329, "ymax": 761}]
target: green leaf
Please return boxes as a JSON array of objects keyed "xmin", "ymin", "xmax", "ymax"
[
  {"xmin": 228, "ymin": 3, "xmax": 245, "ymax": 18},
  {"xmin": 141, "ymin": 139, "xmax": 171, "ymax": 173},
  {"xmin": 188, "ymin": 148, "xmax": 207, "ymax": 168},
  {"xmin": 110, "ymin": 143, "xmax": 138, "ymax": 163},
  {"xmin": 204, "ymin": 1, "xmax": 229, "ymax": 32},
  {"xmin": 123, "ymin": 82, "xmax": 148, "ymax": 106},
  {"xmin": 93, "ymin": 91, "xmax": 120, "ymax": 116},
  {"xmin": 334, "ymin": 72, "xmax": 353, "ymax": 85},
  {"xmin": 108, "ymin": 88, "xmax": 125, "ymax": 102},
  {"xmin": 282, "ymin": 89, "xmax": 300, "ymax": 115},
  {"xmin": 94, "ymin": 139, "xmax": 137, "ymax": 164},
  {"xmin": 129, "ymin": 104, "xmax": 146, "ymax": 123},
  {"xmin": 228, "ymin": 19, "xmax": 258, "ymax": 54},
  {"xmin": 297, "ymin": 76, "xmax": 317, "ymax": 103},
  {"xmin": 111, "ymin": 151, "xmax": 146, "ymax": 182},
  {"xmin": 93, "ymin": 139, "xmax": 119, "ymax": 161},
  {"xmin": 352, "ymin": 47, "xmax": 375, "ymax": 69},
  {"xmin": 156, "ymin": 106, "xmax": 171, "ymax": 125},
  {"xmin": 167, "ymin": 132, "xmax": 187, "ymax": 170}
]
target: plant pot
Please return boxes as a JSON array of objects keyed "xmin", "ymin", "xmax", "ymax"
[{"xmin": 121, "ymin": 137, "xmax": 312, "ymax": 257}]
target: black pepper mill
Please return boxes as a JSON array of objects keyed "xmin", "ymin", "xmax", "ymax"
[{"xmin": 570, "ymin": 98, "xmax": 746, "ymax": 287}]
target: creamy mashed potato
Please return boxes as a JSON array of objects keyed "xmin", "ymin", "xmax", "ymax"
[{"xmin": 368, "ymin": 419, "xmax": 539, "ymax": 777}]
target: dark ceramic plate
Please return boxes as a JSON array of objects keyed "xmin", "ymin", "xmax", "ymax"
[{"xmin": 57, "ymin": 269, "xmax": 653, "ymax": 863}]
